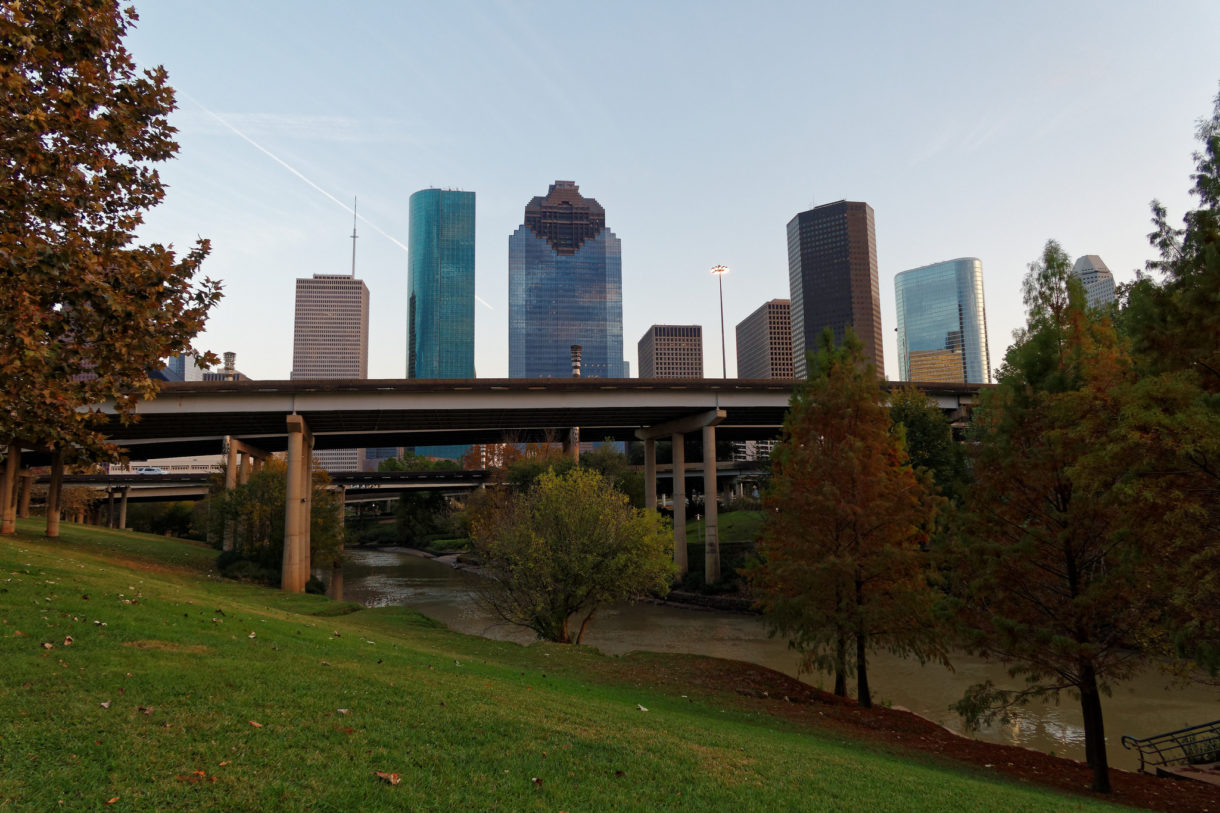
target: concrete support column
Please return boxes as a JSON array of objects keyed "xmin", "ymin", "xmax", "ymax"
[
  {"xmin": 328, "ymin": 485, "xmax": 345, "ymax": 601},
  {"xmin": 1, "ymin": 443, "xmax": 19, "ymax": 534},
  {"xmin": 118, "ymin": 486, "xmax": 129, "ymax": 530},
  {"xmin": 106, "ymin": 489, "xmax": 116, "ymax": 529},
  {"xmin": 562, "ymin": 427, "xmax": 580, "ymax": 462},
  {"xmin": 282, "ymin": 415, "xmax": 313, "ymax": 592},
  {"xmin": 46, "ymin": 450, "xmax": 63, "ymax": 538},
  {"xmin": 224, "ymin": 438, "xmax": 239, "ymax": 490},
  {"xmin": 671, "ymin": 433, "xmax": 687, "ymax": 574},
  {"xmin": 238, "ymin": 452, "xmax": 252, "ymax": 486},
  {"xmin": 702, "ymin": 424, "xmax": 720, "ymax": 585},
  {"xmin": 643, "ymin": 438, "xmax": 657, "ymax": 511},
  {"xmin": 222, "ymin": 437, "xmax": 239, "ymax": 551},
  {"xmin": 17, "ymin": 472, "xmax": 33, "ymax": 519}
]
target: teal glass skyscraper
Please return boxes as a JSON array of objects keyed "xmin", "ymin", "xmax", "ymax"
[
  {"xmin": 408, "ymin": 188, "xmax": 475, "ymax": 379},
  {"xmin": 894, "ymin": 257, "xmax": 991, "ymax": 384},
  {"xmin": 508, "ymin": 181, "xmax": 625, "ymax": 378}
]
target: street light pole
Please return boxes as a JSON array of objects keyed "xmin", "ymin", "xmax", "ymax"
[{"xmin": 710, "ymin": 265, "xmax": 729, "ymax": 378}]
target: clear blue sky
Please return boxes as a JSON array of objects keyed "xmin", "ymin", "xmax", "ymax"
[{"xmin": 126, "ymin": 1, "xmax": 1220, "ymax": 381}]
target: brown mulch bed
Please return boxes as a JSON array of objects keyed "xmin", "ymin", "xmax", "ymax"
[{"xmin": 610, "ymin": 652, "xmax": 1220, "ymax": 812}]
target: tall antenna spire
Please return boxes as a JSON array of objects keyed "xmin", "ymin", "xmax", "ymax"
[{"xmin": 350, "ymin": 196, "xmax": 358, "ymax": 278}]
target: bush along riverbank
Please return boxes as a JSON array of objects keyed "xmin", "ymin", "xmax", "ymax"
[{"xmin": 2, "ymin": 520, "xmax": 1213, "ymax": 811}]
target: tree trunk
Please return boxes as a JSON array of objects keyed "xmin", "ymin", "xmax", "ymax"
[
  {"xmin": 834, "ymin": 631, "xmax": 848, "ymax": 697},
  {"xmin": 45, "ymin": 450, "xmax": 62, "ymax": 538},
  {"xmin": 856, "ymin": 630, "xmax": 871, "ymax": 709},
  {"xmin": 855, "ymin": 574, "xmax": 871, "ymax": 708},
  {"xmin": 575, "ymin": 607, "xmax": 597, "ymax": 645},
  {"xmin": 1079, "ymin": 663, "xmax": 1111, "ymax": 792}
]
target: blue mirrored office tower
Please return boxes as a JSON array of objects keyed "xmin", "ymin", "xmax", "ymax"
[
  {"xmin": 408, "ymin": 188, "xmax": 475, "ymax": 461},
  {"xmin": 895, "ymin": 258, "xmax": 991, "ymax": 384},
  {"xmin": 509, "ymin": 181, "xmax": 626, "ymax": 378}
]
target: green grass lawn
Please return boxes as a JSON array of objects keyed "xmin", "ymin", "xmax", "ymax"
[
  {"xmin": 0, "ymin": 519, "xmax": 1122, "ymax": 811},
  {"xmin": 685, "ymin": 510, "xmax": 765, "ymax": 544}
]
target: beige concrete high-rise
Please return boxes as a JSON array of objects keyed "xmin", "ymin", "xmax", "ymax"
[
  {"xmin": 638, "ymin": 325, "xmax": 703, "ymax": 378},
  {"xmin": 735, "ymin": 299, "xmax": 793, "ymax": 380},
  {"xmin": 291, "ymin": 273, "xmax": 369, "ymax": 471}
]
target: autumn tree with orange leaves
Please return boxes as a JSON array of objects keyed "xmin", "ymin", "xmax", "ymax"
[
  {"xmin": 749, "ymin": 328, "xmax": 946, "ymax": 708},
  {"xmin": 0, "ymin": 2, "xmax": 221, "ymax": 468}
]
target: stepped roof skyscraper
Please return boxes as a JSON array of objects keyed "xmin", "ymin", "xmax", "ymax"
[
  {"xmin": 786, "ymin": 200, "xmax": 883, "ymax": 378},
  {"xmin": 894, "ymin": 258, "xmax": 991, "ymax": 384},
  {"xmin": 1070, "ymin": 254, "xmax": 1116, "ymax": 310},
  {"xmin": 407, "ymin": 188, "xmax": 476, "ymax": 379},
  {"xmin": 508, "ymin": 181, "xmax": 625, "ymax": 378}
]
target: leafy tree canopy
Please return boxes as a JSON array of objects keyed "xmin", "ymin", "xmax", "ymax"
[
  {"xmin": 0, "ymin": 1, "xmax": 221, "ymax": 461},
  {"xmin": 378, "ymin": 451, "xmax": 460, "ymax": 472},
  {"xmin": 469, "ymin": 467, "xmax": 673, "ymax": 644}
]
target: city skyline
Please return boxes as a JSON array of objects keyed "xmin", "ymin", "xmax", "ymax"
[{"xmin": 124, "ymin": 2, "xmax": 1220, "ymax": 382}]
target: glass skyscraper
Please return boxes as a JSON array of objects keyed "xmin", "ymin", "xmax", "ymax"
[
  {"xmin": 894, "ymin": 257, "xmax": 991, "ymax": 384},
  {"xmin": 509, "ymin": 181, "xmax": 626, "ymax": 378},
  {"xmin": 408, "ymin": 188, "xmax": 476, "ymax": 379},
  {"xmin": 407, "ymin": 188, "xmax": 475, "ymax": 462}
]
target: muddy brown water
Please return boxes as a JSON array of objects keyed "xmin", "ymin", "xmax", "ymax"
[{"xmin": 339, "ymin": 547, "xmax": 1219, "ymax": 772}]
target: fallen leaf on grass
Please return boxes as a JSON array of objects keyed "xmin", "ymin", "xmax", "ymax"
[
  {"xmin": 247, "ymin": 632, "xmax": 256, "ymax": 639},
  {"xmin": 532, "ymin": 777, "xmax": 543, "ymax": 788},
  {"xmin": 337, "ymin": 709, "xmax": 350, "ymax": 715},
  {"xmin": 218, "ymin": 761, "xmax": 230, "ymax": 767},
  {"xmin": 41, "ymin": 642, "xmax": 53, "ymax": 650},
  {"xmin": 636, "ymin": 705, "xmax": 648, "ymax": 712},
  {"xmin": 248, "ymin": 721, "xmax": 262, "ymax": 727},
  {"xmin": 63, "ymin": 635, "xmax": 73, "ymax": 645},
  {"xmin": 105, "ymin": 798, "xmax": 118, "ymax": 805},
  {"xmin": 99, "ymin": 701, "xmax": 110, "ymax": 709},
  {"xmin": 374, "ymin": 771, "xmax": 401, "ymax": 785},
  {"xmin": 139, "ymin": 706, "xmax": 154, "ymax": 715}
]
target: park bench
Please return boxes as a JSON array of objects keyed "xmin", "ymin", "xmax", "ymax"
[{"xmin": 1121, "ymin": 720, "xmax": 1220, "ymax": 774}]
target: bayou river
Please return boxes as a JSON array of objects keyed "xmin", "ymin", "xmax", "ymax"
[{"xmin": 340, "ymin": 546, "xmax": 1219, "ymax": 772}]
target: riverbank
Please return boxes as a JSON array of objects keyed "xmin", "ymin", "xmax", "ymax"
[
  {"xmin": 390, "ymin": 543, "xmax": 759, "ymax": 613},
  {"xmin": 3, "ymin": 523, "xmax": 1214, "ymax": 811}
]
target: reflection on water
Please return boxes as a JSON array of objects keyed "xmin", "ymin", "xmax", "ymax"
[{"xmin": 342, "ymin": 547, "xmax": 1218, "ymax": 771}]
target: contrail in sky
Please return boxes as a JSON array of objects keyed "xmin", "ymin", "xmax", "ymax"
[{"xmin": 184, "ymin": 93, "xmax": 494, "ymax": 311}]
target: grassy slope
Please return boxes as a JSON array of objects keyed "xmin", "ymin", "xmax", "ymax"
[
  {"xmin": 0, "ymin": 520, "xmax": 1121, "ymax": 812},
  {"xmin": 685, "ymin": 510, "xmax": 765, "ymax": 544}
]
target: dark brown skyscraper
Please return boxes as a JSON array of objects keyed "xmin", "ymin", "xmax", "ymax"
[{"xmin": 786, "ymin": 200, "xmax": 883, "ymax": 378}]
